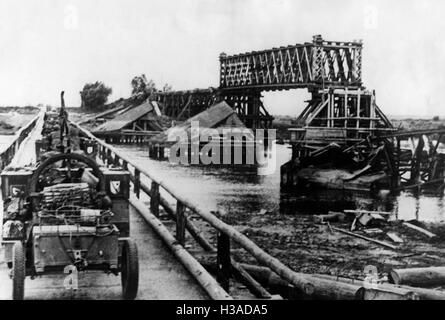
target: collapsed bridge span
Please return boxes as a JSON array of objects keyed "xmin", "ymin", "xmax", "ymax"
[{"xmin": 157, "ymin": 35, "xmax": 365, "ymax": 130}]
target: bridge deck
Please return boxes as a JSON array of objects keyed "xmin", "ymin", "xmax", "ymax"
[
  {"xmin": 0, "ymin": 118, "xmax": 208, "ymax": 300},
  {"xmin": 0, "ymin": 206, "xmax": 208, "ymax": 300}
]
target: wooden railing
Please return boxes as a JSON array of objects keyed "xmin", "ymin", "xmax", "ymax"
[
  {"xmin": 0, "ymin": 113, "xmax": 40, "ymax": 170},
  {"xmin": 70, "ymin": 120, "xmax": 445, "ymax": 300}
]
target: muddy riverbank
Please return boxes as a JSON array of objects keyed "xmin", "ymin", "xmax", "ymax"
[{"xmin": 183, "ymin": 202, "xmax": 445, "ymax": 285}]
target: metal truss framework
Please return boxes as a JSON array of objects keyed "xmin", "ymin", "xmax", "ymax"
[
  {"xmin": 155, "ymin": 89, "xmax": 218, "ymax": 121},
  {"xmin": 219, "ymin": 35, "xmax": 363, "ymax": 91},
  {"xmin": 157, "ymin": 35, "xmax": 367, "ymax": 130},
  {"xmin": 155, "ymin": 89, "xmax": 274, "ymax": 129}
]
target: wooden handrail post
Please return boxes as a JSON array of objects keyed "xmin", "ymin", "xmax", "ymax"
[
  {"xmin": 114, "ymin": 154, "xmax": 120, "ymax": 167},
  {"xmin": 9, "ymin": 146, "xmax": 14, "ymax": 163},
  {"xmin": 100, "ymin": 145, "xmax": 106, "ymax": 161},
  {"xmin": 134, "ymin": 169, "xmax": 141, "ymax": 198},
  {"xmin": 176, "ymin": 201, "xmax": 186, "ymax": 246},
  {"xmin": 150, "ymin": 181, "xmax": 160, "ymax": 217},
  {"xmin": 122, "ymin": 160, "xmax": 128, "ymax": 170},
  {"xmin": 106, "ymin": 149, "xmax": 112, "ymax": 166},
  {"xmin": 217, "ymin": 232, "xmax": 231, "ymax": 292}
]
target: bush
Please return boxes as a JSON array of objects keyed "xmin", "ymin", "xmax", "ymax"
[
  {"xmin": 80, "ymin": 82, "xmax": 112, "ymax": 110},
  {"xmin": 131, "ymin": 74, "xmax": 156, "ymax": 101}
]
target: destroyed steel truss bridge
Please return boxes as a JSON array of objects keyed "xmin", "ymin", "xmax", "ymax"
[
  {"xmin": 218, "ymin": 34, "xmax": 363, "ymax": 90},
  {"xmin": 155, "ymin": 35, "xmax": 370, "ymax": 130}
]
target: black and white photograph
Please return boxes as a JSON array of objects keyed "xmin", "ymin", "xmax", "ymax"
[{"xmin": 1, "ymin": 0, "xmax": 445, "ymax": 305}]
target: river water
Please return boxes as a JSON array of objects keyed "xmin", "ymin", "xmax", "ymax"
[
  {"xmin": 0, "ymin": 136, "xmax": 14, "ymax": 152},
  {"xmin": 114, "ymin": 144, "xmax": 445, "ymax": 224},
  {"xmin": 1, "ymin": 132, "xmax": 442, "ymax": 223}
]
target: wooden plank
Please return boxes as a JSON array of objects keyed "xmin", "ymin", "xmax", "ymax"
[
  {"xmin": 332, "ymin": 227, "xmax": 398, "ymax": 250},
  {"xmin": 217, "ymin": 232, "xmax": 231, "ymax": 291},
  {"xmin": 134, "ymin": 169, "xmax": 140, "ymax": 198},
  {"xmin": 386, "ymin": 232, "xmax": 404, "ymax": 244},
  {"xmin": 176, "ymin": 201, "xmax": 186, "ymax": 246},
  {"xmin": 343, "ymin": 209, "xmax": 392, "ymax": 216},
  {"xmin": 389, "ymin": 267, "xmax": 445, "ymax": 287},
  {"xmin": 356, "ymin": 287, "xmax": 419, "ymax": 300},
  {"xmin": 150, "ymin": 181, "xmax": 160, "ymax": 217},
  {"xmin": 231, "ymin": 260, "xmax": 273, "ymax": 299},
  {"xmin": 402, "ymin": 222, "xmax": 436, "ymax": 239}
]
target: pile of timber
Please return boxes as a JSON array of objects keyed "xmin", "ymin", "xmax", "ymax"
[
  {"xmin": 238, "ymin": 263, "xmax": 445, "ymax": 300},
  {"xmin": 199, "ymin": 259, "xmax": 445, "ymax": 300},
  {"xmin": 313, "ymin": 209, "xmax": 438, "ymax": 249}
]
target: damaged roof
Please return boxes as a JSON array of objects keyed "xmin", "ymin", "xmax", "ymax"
[
  {"xmin": 149, "ymin": 101, "xmax": 252, "ymax": 145},
  {"xmin": 93, "ymin": 100, "xmax": 154, "ymax": 133}
]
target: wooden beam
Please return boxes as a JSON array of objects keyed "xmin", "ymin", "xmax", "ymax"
[
  {"xmin": 176, "ymin": 201, "xmax": 186, "ymax": 246},
  {"xmin": 389, "ymin": 267, "xmax": 445, "ymax": 287},
  {"xmin": 331, "ymin": 227, "xmax": 397, "ymax": 250},
  {"xmin": 402, "ymin": 222, "xmax": 436, "ymax": 239},
  {"xmin": 129, "ymin": 196, "xmax": 232, "ymax": 300},
  {"xmin": 150, "ymin": 181, "xmax": 160, "ymax": 217},
  {"xmin": 217, "ymin": 232, "xmax": 231, "ymax": 291},
  {"xmin": 231, "ymin": 260, "xmax": 273, "ymax": 299}
]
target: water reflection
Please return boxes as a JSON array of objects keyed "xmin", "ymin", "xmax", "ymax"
[
  {"xmin": 114, "ymin": 143, "xmax": 445, "ymax": 223},
  {"xmin": 394, "ymin": 191, "xmax": 445, "ymax": 222}
]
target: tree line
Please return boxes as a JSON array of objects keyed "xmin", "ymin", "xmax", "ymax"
[{"xmin": 79, "ymin": 75, "xmax": 172, "ymax": 110}]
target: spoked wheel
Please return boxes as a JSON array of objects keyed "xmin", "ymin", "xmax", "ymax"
[
  {"xmin": 121, "ymin": 239, "xmax": 139, "ymax": 300},
  {"xmin": 12, "ymin": 241, "xmax": 25, "ymax": 300}
]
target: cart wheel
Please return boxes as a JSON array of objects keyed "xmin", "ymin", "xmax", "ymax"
[
  {"xmin": 12, "ymin": 241, "xmax": 25, "ymax": 300},
  {"xmin": 121, "ymin": 239, "xmax": 139, "ymax": 300}
]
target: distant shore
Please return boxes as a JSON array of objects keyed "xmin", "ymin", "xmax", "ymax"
[{"xmin": 0, "ymin": 106, "xmax": 40, "ymax": 135}]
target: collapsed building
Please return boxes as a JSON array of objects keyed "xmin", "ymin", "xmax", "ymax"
[
  {"xmin": 81, "ymin": 99, "xmax": 169, "ymax": 144},
  {"xmin": 147, "ymin": 101, "xmax": 256, "ymax": 165}
]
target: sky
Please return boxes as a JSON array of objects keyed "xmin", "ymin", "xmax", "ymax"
[{"xmin": 0, "ymin": 0, "xmax": 445, "ymax": 117}]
